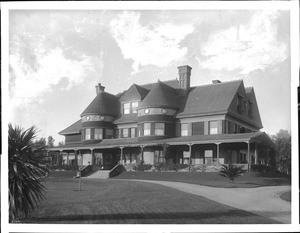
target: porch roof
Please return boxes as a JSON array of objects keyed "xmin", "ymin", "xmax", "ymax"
[{"xmin": 48, "ymin": 131, "xmax": 274, "ymax": 152}]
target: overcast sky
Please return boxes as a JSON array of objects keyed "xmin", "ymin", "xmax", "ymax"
[{"xmin": 8, "ymin": 9, "xmax": 291, "ymax": 144}]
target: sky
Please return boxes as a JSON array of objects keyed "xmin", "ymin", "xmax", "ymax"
[{"xmin": 8, "ymin": 9, "xmax": 291, "ymax": 145}]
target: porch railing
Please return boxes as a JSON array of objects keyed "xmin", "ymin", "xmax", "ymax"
[
  {"xmin": 79, "ymin": 165, "xmax": 93, "ymax": 177},
  {"xmin": 109, "ymin": 163, "xmax": 126, "ymax": 178}
]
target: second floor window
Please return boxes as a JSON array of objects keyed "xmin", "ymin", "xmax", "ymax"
[
  {"xmin": 94, "ymin": 128, "xmax": 103, "ymax": 139},
  {"xmin": 131, "ymin": 128, "xmax": 136, "ymax": 138},
  {"xmin": 85, "ymin": 128, "xmax": 91, "ymax": 140},
  {"xmin": 144, "ymin": 123, "xmax": 151, "ymax": 136},
  {"xmin": 122, "ymin": 128, "xmax": 129, "ymax": 138},
  {"xmin": 155, "ymin": 123, "xmax": 165, "ymax": 135},
  {"xmin": 209, "ymin": 121, "xmax": 218, "ymax": 135},
  {"xmin": 181, "ymin": 123, "xmax": 188, "ymax": 136}
]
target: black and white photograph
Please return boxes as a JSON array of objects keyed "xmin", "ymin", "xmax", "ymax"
[{"xmin": 1, "ymin": 1, "xmax": 299, "ymax": 233}]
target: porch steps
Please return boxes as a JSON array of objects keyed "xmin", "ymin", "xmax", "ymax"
[{"xmin": 84, "ymin": 170, "xmax": 110, "ymax": 179}]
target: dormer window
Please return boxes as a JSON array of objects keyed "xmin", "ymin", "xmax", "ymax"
[
  {"xmin": 123, "ymin": 102, "xmax": 139, "ymax": 114},
  {"xmin": 123, "ymin": 103, "xmax": 130, "ymax": 114},
  {"xmin": 132, "ymin": 102, "xmax": 138, "ymax": 113}
]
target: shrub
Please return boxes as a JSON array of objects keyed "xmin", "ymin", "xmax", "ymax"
[
  {"xmin": 154, "ymin": 162, "xmax": 188, "ymax": 172},
  {"xmin": 50, "ymin": 164, "xmax": 78, "ymax": 171},
  {"xmin": 133, "ymin": 163, "xmax": 153, "ymax": 171},
  {"xmin": 218, "ymin": 164, "xmax": 245, "ymax": 184}
]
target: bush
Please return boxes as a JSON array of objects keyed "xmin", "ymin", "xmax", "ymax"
[
  {"xmin": 154, "ymin": 162, "xmax": 188, "ymax": 172},
  {"xmin": 251, "ymin": 164, "xmax": 276, "ymax": 174},
  {"xmin": 50, "ymin": 164, "xmax": 79, "ymax": 171},
  {"xmin": 133, "ymin": 163, "xmax": 153, "ymax": 171}
]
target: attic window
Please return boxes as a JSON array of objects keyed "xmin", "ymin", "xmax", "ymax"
[
  {"xmin": 132, "ymin": 102, "xmax": 138, "ymax": 113},
  {"xmin": 123, "ymin": 102, "xmax": 139, "ymax": 114},
  {"xmin": 123, "ymin": 103, "xmax": 130, "ymax": 114}
]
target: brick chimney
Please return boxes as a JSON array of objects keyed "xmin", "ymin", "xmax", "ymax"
[
  {"xmin": 95, "ymin": 83, "xmax": 105, "ymax": 94},
  {"xmin": 178, "ymin": 65, "xmax": 192, "ymax": 91}
]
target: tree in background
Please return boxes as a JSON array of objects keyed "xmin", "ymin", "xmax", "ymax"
[
  {"xmin": 8, "ymin": 123, "xmax": 47, "ymax": 220},
  {"xmin": 47, "ymin": 136, "xmax": 55, "ymax": 147},
  {"xmin": 272, "ymin": 129, "xmax": 291, "ymax": 175}
]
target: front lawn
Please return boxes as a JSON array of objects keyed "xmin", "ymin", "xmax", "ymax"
[
  {"xmin": 17, "ymin": 177, "xmax": 277, "ymax": 224},
  {"xmin": 112, "ymin": 171, "xmax": 291, "ymax": 188}
]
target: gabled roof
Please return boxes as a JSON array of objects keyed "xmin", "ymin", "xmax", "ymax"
[
  {"xmin": 139, "ymin": 81, "xmax": 179, "ymax": 109},
  {"xmin": 119, "ymin": 84, "xmax": 149, "ymax": 102},
  {"xmin": 177, "ymin": 80, "xmax": 243, "ymax": 117},
  {"xmin": 81, "ymin": 92, "xmax": 120, "ymax": 117},
  {"xmin": 59, "ymin": 119, "xmax": 81, "ymax": 135}
]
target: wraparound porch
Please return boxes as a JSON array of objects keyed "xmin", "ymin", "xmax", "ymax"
[{"xmin": 47, "ymin": 132, "xmax": 274, "ymax": 172}]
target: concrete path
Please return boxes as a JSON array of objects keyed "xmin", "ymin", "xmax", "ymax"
[{"xmin": 123, "ymin": 179, "xmax": 291, "ymax": 223}]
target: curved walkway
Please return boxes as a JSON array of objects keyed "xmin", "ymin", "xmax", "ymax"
[{"xmin": 121, "ymin": 179, "xmax": 291, "ymax": 223}]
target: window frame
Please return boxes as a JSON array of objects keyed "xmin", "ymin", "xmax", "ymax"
[
  {"xmin": 85, "ymin": 128, "xmax": 91, "ymax": 140},
  {"xmin": 94, "ymin": 128, "xmax": 103, "ymax": 139},
  {"xmin": 154, "ymin": 122, "xmax": 165, "ymax": 136},
  {"xmin": 181, "ymin": 123, "xmax": 189, "ymax": 136},
  {"xmin": 122, "ymin": 128, "xmax": 129, "ymax": 138},
  {"xmin": 144, "ymin": 123, "xmax": 151, "ymax": 136},
  {"xmin": 209, "ymin": 121, "xmax": 218, "ymax": 135}
]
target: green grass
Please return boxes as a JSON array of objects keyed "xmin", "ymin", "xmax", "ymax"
[
  {"xmin": 279, "ymin": 191, "xmax": 291, "ymax": 202},
  {"xmin": 112, "ymin": 171, "xmax": 291, "ymax": 188},
  {"xmin": 17, "ymin": 177, "xmax": 278, "ymax": 224}
]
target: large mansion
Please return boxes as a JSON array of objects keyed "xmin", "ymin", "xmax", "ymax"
[{"xmin": 48, "ymin": 65, "xmax": 273, "ymax": 171}]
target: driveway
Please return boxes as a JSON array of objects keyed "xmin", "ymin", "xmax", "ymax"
[{"xmin": 124, "ymin": 179, "xmax": 291, "ymax": 223}]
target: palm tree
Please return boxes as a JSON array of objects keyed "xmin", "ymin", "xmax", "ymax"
[
  {"xmin": 8, "ymin": 123, "xmax": 47, "ymax": 220},
  {"xmin": 218, "ymin": 164, "xmax": 245, "ymax": 184}
]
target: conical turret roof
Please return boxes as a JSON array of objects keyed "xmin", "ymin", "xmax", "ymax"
[
  {"xmin": 81, "ymin": 92, "xmax": 120, "ymax": 117},
  {"xmin": 139, "ymin": 81, "xmax": 179, "ymax": 109}
]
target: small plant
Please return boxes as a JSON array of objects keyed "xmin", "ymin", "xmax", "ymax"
[{"xmin": 218, "ymin": 164, "xmax": 245, "ymax": 184}]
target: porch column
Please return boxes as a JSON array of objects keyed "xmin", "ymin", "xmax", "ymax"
[
  {"xmin": 188, "ymin": 143, "xmax": 192, "ymax": 171},
  {"xmin": 120, "ymin": 147, "xmax": 124, "ymax": 165},
  {"xmin": 215, "ymin": 142, "xmax": 221, "ymax": 164},
  {"xmin": 254, "ymin": 144, "xmax": 258, "ymax": 165},
  {"xmin": 74, "ymin": 149, "xmax": 78, "ymax": 166},
  {"xmin": 90, "ymin": 148, "xmax": 94, "ymax": 165},
  {"xmin": 246, "ymin": 140, "xmax": 251, "ymax": 172},
  {"xmin": 141, "ymin": 146, "xmax": 144, "ymax": 163},
  {"xmin": 67, "ymin": 152, "xmax": 70, "ymax": 165},
  {"xmin": 59, "ymin": 150, "xmax": 63, "ymax": 165}
]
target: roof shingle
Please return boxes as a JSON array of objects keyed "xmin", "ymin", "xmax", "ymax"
[
  {"xmin": 177, "ymin": 80, "xmax": 243, "ymax": 116},
  {"xmin": 81, "ymin": 92, "xmax": 120, "ymax": 117},
  {"xmin": 59, "ymin": 119, "xmax": 81, "ymax": 135},
  {"xmin": 139, "ymin": 81, "xmax": 179, "ymax": 109}
]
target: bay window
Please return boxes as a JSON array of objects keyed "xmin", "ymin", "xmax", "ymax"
[
  {"xmin": 85, "ymin": 128, "xmax": 91, "ymax": 140},
  {"xmin": 94, "ymin": 128, "xmax": 103, "ymax": 139},
  {"xmin": 144, "ymin": 123, "xmax": 151, "ymax": 136},
  {"xmin": 155, "ymin": 123, "xmax": 165, "ymax": 135}
]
